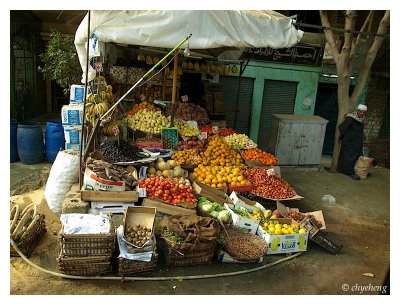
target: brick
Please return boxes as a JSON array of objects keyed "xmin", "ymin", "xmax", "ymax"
[{"xmin": 62, "ymin": 190, "xmax": 89, "ymax": 214}]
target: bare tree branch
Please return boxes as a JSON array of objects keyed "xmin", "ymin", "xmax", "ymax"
[
  {"xmin": 349, "ymin": 11, "xmax": 374, "ymax": 68},
  {"xmin": 350, "ymin": 10, "xmax": 390, "ymax": 108},
  {"xmin": 320, "ymin": 11, "xmax": 340, "ymax": 64},
  {"xmin": 342, "ymin": 10, "xmax": 356, "ymax": 59}
]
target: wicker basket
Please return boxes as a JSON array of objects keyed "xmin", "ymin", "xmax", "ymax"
[
  {"xmin": 222, "ymin": 227, "xmax": 267, "ymax": 261},
  {"xmin": 160, "ymin": 239, "xmax": 215, "ymax": 266},
  {"xmin": 118, "ymin": 254, "xmax": 158, "ymax": 276},
  {"xmin": 57, "ymin": 254, "xmax": 112, "ymax": 276},
  {"xmin": 59, "ymin": 228, "xmax": 116, "ymax": 257},
  {"xmin": 10, "ymin": 214, "xmax": 46, "ymax": 258}
]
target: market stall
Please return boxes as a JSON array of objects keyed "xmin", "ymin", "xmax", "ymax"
[{"xmin": 10, "ymin": 11, "xmax": 343, "ymax": 277}]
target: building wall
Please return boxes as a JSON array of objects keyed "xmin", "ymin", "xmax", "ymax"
[{"xmin": 238, "ymin": 61, "xmax": 322, "ymax": 141}]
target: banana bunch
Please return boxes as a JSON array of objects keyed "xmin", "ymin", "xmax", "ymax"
[{"xmin": 85, "ymin": 93, "xmax": 111, "ymax": 126}]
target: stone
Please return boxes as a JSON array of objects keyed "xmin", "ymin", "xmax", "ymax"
[{"xmin": 61, "ymin": 190, "xmax": 89, "ymax": 214}]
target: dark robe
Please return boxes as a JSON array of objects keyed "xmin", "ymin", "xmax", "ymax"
[{"xmin": 337, "ymin": 116, "xmax": 364, "ymax": 175}]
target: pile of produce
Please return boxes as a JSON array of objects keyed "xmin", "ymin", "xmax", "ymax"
[
  {"xmin": 176, "ymin": 122, "xmax": 200, "ymax": 137},
  {"xmin": 242, "ymin": 148, "xmax": 278, "ymax": 166},
  {"xmin": 146, "ymin": 158, "xmax": 186, "ymax": 178},
  {"xmin": 198, "ymin": 135, "xmax": 244, "ymax": 168},
  {"xmin": 125, "ymin": 108, "xmax": 169, "ymax": 134},
  {"xmin": 99, "ymin": 140, "xmax": 145, "ymax": 163},
  {"xmin": 124, "ymin": 224, "xmax": 152, "ymax": 247},
  {"xmin": 166, "ymin": 102, "xmax": 209, "ymax": 124},
  {"xmin": 222, "ymin": 226, "xmax": 267, "ymax": 261},
  {"xmin": 86, "ymin": 157, "xmax": 138, "ymax": 191},
  {"xmin": 284, "ymin": 211, "xmax": 323, "ymax": 228},
  {"xmin": 85, "ymin": 92, "xmax": 111, "ymax": 126},
  {"xmin": 193, "ymin": 165, "xmax": 249, "ymax": 188},
  {"xmin": 223, "ymin": 133, "xmax": 257, "ymax": 150},
  {"xmin": 217, "ymin": 128, "xmax": 236, "ymax": 137},
  {"xmin": 178, "ymin": 137, "xmax": 208, "ymax": 151},
  {"xmin": 139, "ymin": 177, "xmax": 197, "ymax": 206},
  {"xmin": 125, "ymin": 101, "xmax": 160, "ymax": 116},
  {"xmin": 243, "ymin": 168, "xmax": 295, "ymax": 199},
  {"xmin": 196, "ymin": 197, "xmax": 231, "ymax": 223},
  {"xmin": 259, "ymin": 220, "xmax": 307, "ymax": 235},
  {"xmin": 172, "ymin": 148, "xmax": 201, "ymax": 168}
]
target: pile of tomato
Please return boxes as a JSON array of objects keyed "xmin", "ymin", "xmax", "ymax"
[{"xmin": 139, "ymin": 177, "xmax": 197, "ymax": 205}]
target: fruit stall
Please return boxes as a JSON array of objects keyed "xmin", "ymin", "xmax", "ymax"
[{"xmin": 10, "ymin": 11, "xmax": 343, "ymax": 276}]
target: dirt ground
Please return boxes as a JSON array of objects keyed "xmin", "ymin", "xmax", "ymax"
[{"xmin": 8, "ymin": 165, "xmax": 391, "ymax": 300}]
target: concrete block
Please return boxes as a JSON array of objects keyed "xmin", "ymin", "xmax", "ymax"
[{"xmin": 62, "ymin": 190, "xmax": 89, "ymax": 214}]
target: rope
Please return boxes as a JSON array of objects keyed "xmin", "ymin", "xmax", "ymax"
[
  {"xmin": 10, "ymin": 236, "xmax": 302, "ymax": 281},
  {"xmin": 11, "ymin": 203, "xmax": 38, "ymax": 241}
]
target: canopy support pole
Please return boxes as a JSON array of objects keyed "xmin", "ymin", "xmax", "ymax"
[{"xmin": 170, "ymin": 50, "xmax": 179, "ymax": 127}]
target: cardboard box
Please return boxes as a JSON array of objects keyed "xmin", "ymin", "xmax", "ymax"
[
  {"xmin": 123, "ymin": 206, "xmax": 156, "ymax": 249},
  {"xmin": 61, "ymin": 104, "xmax": 84, "ymax": 125},
  {"xmin": 256, "ymin": 218, "xmax": 309, "ymax": 255},
  {"xmin": 229, "ymin": 192, "xmax": 266, "ymax": 211},
  {"xmin": 65, "ymin": 143, "xmax": 81, "ymax": 152},
  {"xmin": 276, "ymin": 201, "xmax": 326, "ymax": 234},
  {"xmin": 142, "ymin": 198, "xmax": 196, "ymax": 216},
  {"xmin": 192, "ymin": 180, "xmax": 232, "ymax": 205},
  {"xmin": 69, "ymin": 84, "xmax": 85, "ymax": 104},
  {"xmin": 81, "ymin": 190, "xmax": 139, "ymax": 202},
  {"xmin": 91, "ymin": 201, "xmax": 137, "ymax": 214},
  {"xmin": 83, "ymin": 168, "xmax": 126, "ymax": 192},
  {"xmin": 63, "ymin": 125, "xmax": 83, "ymax": 144},
  {"xmin": 224, "ymin": 203, "xmax": 260, "ymax": 234}
]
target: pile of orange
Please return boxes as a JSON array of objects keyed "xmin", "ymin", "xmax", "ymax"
[
  {"xmin": 125, "ymin": 101, "xmax": 159, "ymax": 116},
  {"xmin": 193, "ymin": 165, "xmax": 249, "ymax": 188},
  {"xmin": 171, "ymin": 149, "xmax": 201, "ymax": 167},
  {"xmin": 198, "ymin": 135, "xmax": 244, "ymax": 167},
  {"xmin": 242, "ymin": 148, "xmax": 278, "ymax": 166}
]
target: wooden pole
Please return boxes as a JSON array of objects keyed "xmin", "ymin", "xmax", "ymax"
[{"xmin": 170, "ymin": 50, "xmax": 179, "ymax": 127}]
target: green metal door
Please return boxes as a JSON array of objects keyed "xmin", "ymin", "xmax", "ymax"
[
  {"xmin": 258, "ymin": 80, "xmax": 297, "ymax": 151},
  {"xmin": 219, "ymin": 76, "xmax": 254, "ymax": 134}
]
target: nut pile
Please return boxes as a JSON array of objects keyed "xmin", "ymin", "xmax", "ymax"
[{"xmin": 124, "ymin": 224, "xmax": 152, "ymax": 247}]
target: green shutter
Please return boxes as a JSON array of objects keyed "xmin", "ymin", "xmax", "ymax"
[
  {"xmin": 258, "ymin": 80, "xmax": 297, "ymax": 151},
  {"xmin": 219, "ymin": 76, "xmax": 254, "ymax": 134}
]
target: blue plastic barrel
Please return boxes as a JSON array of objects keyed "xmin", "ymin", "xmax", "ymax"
[
  {"xmin": 10, "ymin": 118, "xmax": 18, "ymax": 162},
  {"xmin": 17, "ymin": 121, "xmax": 44, "ymax": 165},
  {"xmin": 45, "ymin": 121, "xmax": 65, "ymax": 163}
]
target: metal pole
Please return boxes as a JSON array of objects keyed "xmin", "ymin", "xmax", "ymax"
[{"xmin": 79, "ymin": 10, "xmax": 91, "ymax": 190}]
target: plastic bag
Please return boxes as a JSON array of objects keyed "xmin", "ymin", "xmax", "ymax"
[
  {"xmin": 322, "ymin": 194, "xmax": 336, "ymax": 204},
  {"xmin": 45, "ymin": 151, "xmax": 80, "ymax": 213},
  {"xmin": 354, "ymin": 156, "xmax": 374, "ymax": 179}
]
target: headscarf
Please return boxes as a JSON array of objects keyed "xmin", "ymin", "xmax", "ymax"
[{"xmin": 345, "ymin": 104, "xmax": 367, "ymax": 123}]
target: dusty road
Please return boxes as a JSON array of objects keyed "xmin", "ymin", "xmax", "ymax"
[{"xmin": 8, "ymin": 166, "xmax": 390, "ymax": 299}]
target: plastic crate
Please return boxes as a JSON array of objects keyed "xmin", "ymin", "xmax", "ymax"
[
  {"xmin": 310, "ymin": 231, "xmax": 342, "ymax": 254},
  {"xmin": 239, "ymin": 192, "xmax": 277, "ymax": 210},
  {"xmin": 161, "ymin": 127, "xmax": 179, "ymax": 150}
]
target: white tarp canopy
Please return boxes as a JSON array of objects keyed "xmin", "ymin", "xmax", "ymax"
[{"xmin": 75, "ymin": 10, "xmax": 303, "ymax": 82}]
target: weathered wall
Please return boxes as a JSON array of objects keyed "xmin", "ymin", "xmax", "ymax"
[{"xmin": 237, "ymin": 61, "xmax": 322, "ymax": 141}]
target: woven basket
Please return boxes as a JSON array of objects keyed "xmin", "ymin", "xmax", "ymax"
[
  {"xmin": 10, "ymin": 214, "xmax": 46, "ymax": 258},
  {"xmin": 59, "ymin": 228, "xmax": 116, "ymax": 257},
  {"xmin": 57, "ymin": 254, "xmax": 112, "ymax": 276},
  {"xmin": 222, "ymin": 227, "xmax": 267, "ymax": 261},
  {"xmin": 160, "ymin": 239, "xmax": 215, "ymax": 266},
  {"xmin": 118, "ymin": 255, "xmax": 158, "ymax": 276}
]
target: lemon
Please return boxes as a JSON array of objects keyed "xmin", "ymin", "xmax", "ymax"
[
  {"xmin": 275, "ymin": 224, "xmax": 282, "ymax": 230},
  {"xmin": 283, "ymin": 224, "xmax": 289, "ymax": 229},
  {"xmin": 281, "ymin": 228, "xmax": 288, "ymax": 234},
  {"xmin": 299, "ymin": 228, "xmax": 306, "ymax": 234},
  {"xmin": 275, "ymin": 228, "xmax": 282, "ymax": 235}
]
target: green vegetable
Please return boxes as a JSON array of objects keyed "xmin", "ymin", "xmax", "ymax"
[
  {"xmin": 201, "ymin": 203, "xmax": 214, "ymax": 213},
  {"xmin": 210, "ymin": 211, "xmax": 219, "ymax": 218},
  {"xmin": 217, "ymin": 210, "xmax": 231, "ymax": 222}
]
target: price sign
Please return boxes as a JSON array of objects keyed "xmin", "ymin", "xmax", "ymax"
[
  {"xmin": 212, "ymin": 126, "xmax": 218, "ymax": 134},
  {"xmin": 181, "ymin": 95, "xmax": 189, "ymax": 102},
  {"xmin": 138, "ymin": 188, "xmax": 147, "ymax": 198},
  {"xmin": 200, "ymin": 132, "xmax": 208, "ymax": 140},
  {"xmin": 112, "ymin": 125, "xmax": 120, "ymax": 136},
  {"xmin": 266, "ymin": 168, "xmax": 275, "ymax": 177}
]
